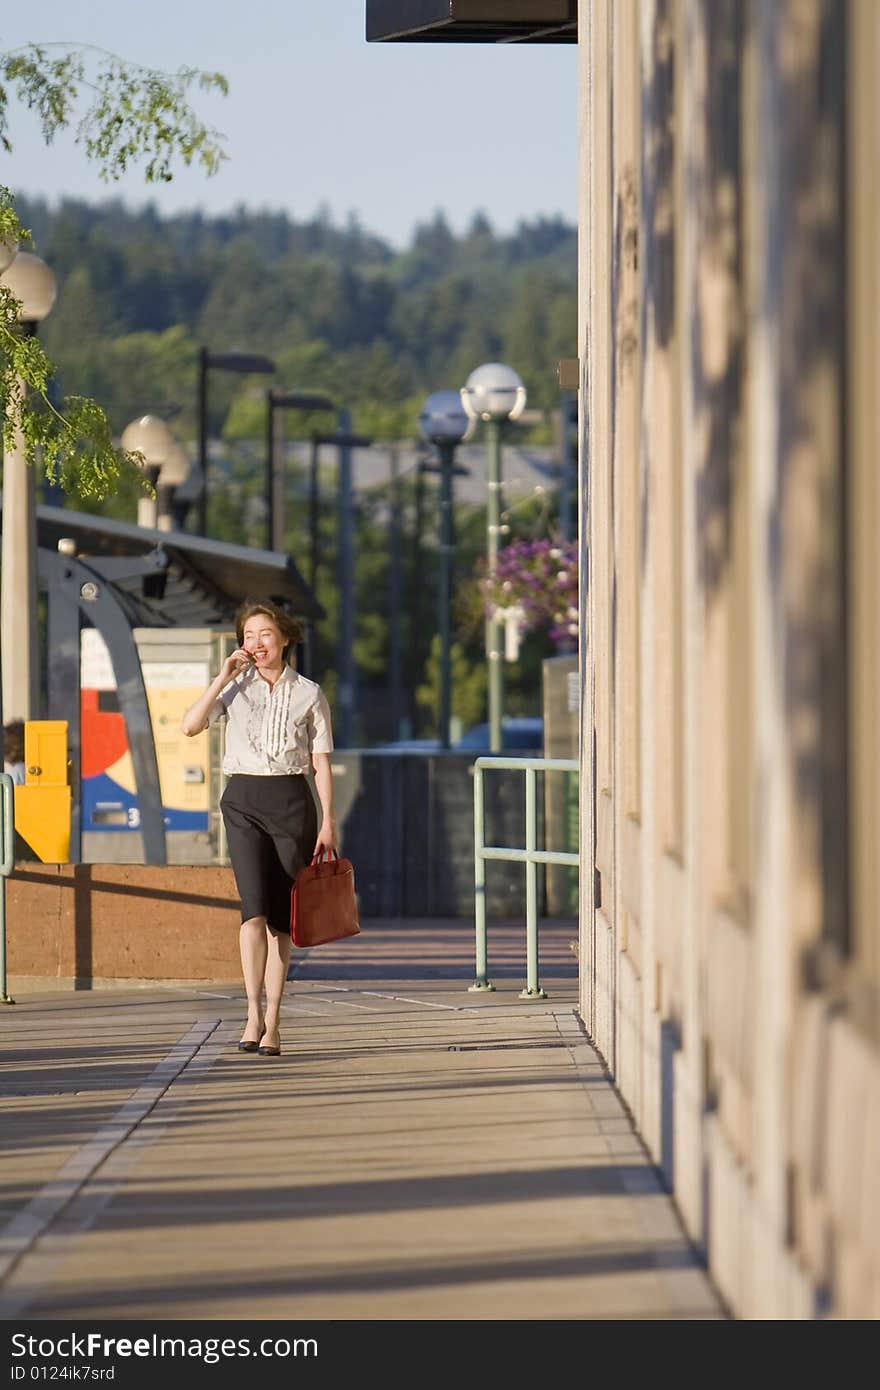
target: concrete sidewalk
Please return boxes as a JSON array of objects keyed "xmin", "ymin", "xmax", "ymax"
[{"xmin": 0, "ymin": 921, "xmax": 723, "ymax": 1320}]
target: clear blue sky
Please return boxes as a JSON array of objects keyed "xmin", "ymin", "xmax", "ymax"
[{"xmin": 1, "ymin": 0, "xmax": 577, "ymax": 248}]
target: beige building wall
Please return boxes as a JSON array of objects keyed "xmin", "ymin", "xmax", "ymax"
[{"xmin": 578, "ymin": 0, "xmax": 879, "ymax": 1318}]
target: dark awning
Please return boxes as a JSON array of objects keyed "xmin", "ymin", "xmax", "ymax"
[
  {"xmin": 5, "ymin": 500, "xmax": 325, "ymax": 628},
  {"xmin": 366, "ymin": 0, "xmax": 577, "ymax": 44}
]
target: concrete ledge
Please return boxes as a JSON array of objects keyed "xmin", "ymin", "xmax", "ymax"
[
  {"xmin": 5, "ymin": 976, "xmax": 240, "ymax": 995},
  {"xmin": 4, "ymin": 862, "xmax": 242, "ymax": 984}
]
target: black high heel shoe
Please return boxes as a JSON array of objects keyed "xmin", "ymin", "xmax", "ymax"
[
  {"xmin": 238, "ymin": 1016, "xmax": 264, "ymax": 1052},
  {"xmin": 258, "ymin": 1031, "xmax": 281, "ymax": 1056}
]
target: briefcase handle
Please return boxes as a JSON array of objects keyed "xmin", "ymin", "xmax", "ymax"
[
  {"xmin": 309, "ymin": 847, "xmax": 349, "ymax": 878},
  {"xmin": 311, "ymin": 847, "xmax": 339, "ymax": 866}
]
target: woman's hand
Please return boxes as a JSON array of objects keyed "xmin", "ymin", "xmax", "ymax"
[
  {"xmin": 314, "ymin": 819, "xmax": 338, "ymax": 857},
  {"xmin": 181, "ymin": 654, "xmax": 250, "ymax": 736},
  {"xmin": 220, "ymin": 648, "xmax": 252, "ymax": 683}
]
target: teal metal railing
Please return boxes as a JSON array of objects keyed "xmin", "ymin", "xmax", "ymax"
[
  {"xmin": 0, "ymin": 772, "xmax": 15, "ymax": 1004},
  {"xmin": 471, "ymin": 755, "xmax": 579, "ymax": 1000}
]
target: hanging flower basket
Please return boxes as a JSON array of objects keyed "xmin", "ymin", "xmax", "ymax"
[{"xmin": 481, "ymin": 538, "xmax": 578, "ymax": 651}]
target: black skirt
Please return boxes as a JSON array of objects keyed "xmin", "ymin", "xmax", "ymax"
[{"xmin": 220, "ymin": 774, "xmax": 318, "ymax": 933}]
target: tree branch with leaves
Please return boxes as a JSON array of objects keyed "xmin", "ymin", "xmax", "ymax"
[{"xmin": 0, "ymin": 41, "xmax": 228, "ymax": 498}]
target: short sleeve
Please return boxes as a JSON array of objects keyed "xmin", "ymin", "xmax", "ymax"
[
  {"xmin": 207, "ymin": 679, "xmax": 236, "ymax": 725},
  {"xmin": 308, "ymin": 687, "xmax": 334, "ymax": 754},
  {"xmin": 207, "ymin": 696, "xmax": 227, "ymax": 725}
]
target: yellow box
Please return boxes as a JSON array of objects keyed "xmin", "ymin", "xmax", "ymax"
[
  {"xmin": 14, "ymin": 786, "xmax": 71, "ymax": 862},
  {"xmin": 24, "ymin": 720, "xmax": 69, "ymax": 787},
  {"xmin": 14, "ymin": 722, "xmax": 71, "ymax": 861}
]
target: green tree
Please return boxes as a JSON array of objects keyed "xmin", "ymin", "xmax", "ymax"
[
  {"xmin": 416, "ymin": 635, "xmax": 487, "ymax": 737},
  {"xmin": 98, "ymin": 325, "xmax": 199, "ymax": 431},
  {"xmin": 0, "ymin": 41, "xmax": 227, "ymax": 497},
  {"xmin": 10, "ymin": 196, "xmax": 576, "ymax": 472},
  {"xmin": 2, "ymin": 186, "xmax": 577, "ymax": 738}
]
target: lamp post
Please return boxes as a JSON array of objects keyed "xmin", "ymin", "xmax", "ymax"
[
  {"xmin": 196, "ymin": 348, "xmax": 275, "ymax": 538},
  {"xmin": 303, "ymin": 421, "xmax": 370, "ymax": 700},
  {"xmin": 461, "ymin": 362, "xmax": 527, "ymax": 753},
  {"xmin": 155, "ymin": 443, "xmax": 190, "ymax": 531},
  {"xmin": 556, "ymin": 391, "xmax": 578, "ymax": 543},
  {"xmin": 121, "ymin": 414, "xmax": 176, "ymax": 529},
  {"xmin": 264, "ymin": 389, "xmax": 334, "ymax": 552},
  {"xmin": 334, "ymin": 412, "xmax": 372, "ymax": 747},
  {"xmin": 0, "ymin": 251, "xmax": 58, "ymax": 723},
  {"xmin": 418, "ymin": 390, "xmax": 472, "ymax": 749}
]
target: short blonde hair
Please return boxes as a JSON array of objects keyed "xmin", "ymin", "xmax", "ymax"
[{"xmin": 234, "ymin": 598, "xmax": 305, "ymax": 667}]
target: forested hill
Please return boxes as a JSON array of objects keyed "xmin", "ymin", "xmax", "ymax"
[{"xmin": 15, "ymin": 197, "xmax": 576, "ymax": 442}]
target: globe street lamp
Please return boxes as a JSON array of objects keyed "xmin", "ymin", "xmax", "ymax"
[
  {"xmin": 196, "ymin": 347, "xmax": 275, "ymax": 538},
  {"xmin": 418, "ymin": 390, "xmax": 473, "ymax": 749},
  {"xmin": 461, "ymin": 362, "xmax": 527, "ymax": 753},
  {"xmin": 121, "ymin": 414, "xmax": 177, "ymax": 529},
  {"xmin": 0, "ymin": 251, "xmax": 58, "ymax": 723},
  {"xmin": 155, "ymin": 443, "xmax": 190, "ymax": 531}
]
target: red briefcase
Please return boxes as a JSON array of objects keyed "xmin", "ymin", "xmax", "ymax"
[{"xmin": 290, "ymin": 848, "xmax": 361, "ymax": 948}]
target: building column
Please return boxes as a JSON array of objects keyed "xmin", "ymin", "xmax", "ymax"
[{"xmin": 1, "ymin": 380, "xmax": 39, "ymax": 721}]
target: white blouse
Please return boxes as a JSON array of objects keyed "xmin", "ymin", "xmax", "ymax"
[{"xmin": 209, "ymin": 665, "xmax": 334, "ymax": 776}]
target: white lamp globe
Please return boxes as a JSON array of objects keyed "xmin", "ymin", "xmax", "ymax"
[
  {"xmin": 158, "ymin": 441, "xmax": 189, "ymax": 488},
  {"xmin": 121, "ymin": 415, "xmax": 175, "ymax": 469},
  {"xmin": 460, "ymin": 362, "xmax": 527, "ymax": 423},
  {"xmin": 418, "ymin": 390, "xmax": 473, "ymax": 445},
  {"xmin": 0, "ymin": 251, "xmax": 57, "ymax": 322}
]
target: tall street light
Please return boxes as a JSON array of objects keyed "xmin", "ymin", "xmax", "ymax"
[
  {"xmin": 264, "ymin": 389, "xmax": 335, "ymax": 552},
  {"xmin": 386, "ymin": 444, "xmax": 404, "ymax": 741},
  {"xmin": 121, "ymin": 414, "xmax": 177, "ymax": 529},
  {"xmin": 155, "ymin": 443, "xmax": 190, "ymax": 531},
  {"xmin": 556, "ymin": 391, "xmax": 578, "ymax": 543},
  {"xmin": 196, "ymin": 348, "xmax": 275, "ymax": 538},
  {"xmin": 418, "ymin": 390, "xmax": 472, "ymax": 749},
  {"xmin": 332, "ymin": 413, "xmax": 372, "ymax": 746},
  {"xmin": 461, "ymin": 362, "xmax": 527, "ymax": 753},
  {"xmin": 0, "ymin": 251, "xmax": 58, "ymax": 723}
]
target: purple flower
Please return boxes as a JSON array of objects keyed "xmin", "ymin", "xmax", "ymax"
[{"xmin": 480, "ymin": 536, "xmax": 579, "ymax": 639}]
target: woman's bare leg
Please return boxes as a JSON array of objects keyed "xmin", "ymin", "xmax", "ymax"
[
  {"xmin": 261, "ymin": 926, "xmax": 291, "ymax": 1050},
  {"xmin": 239, "ymin": 916, "xmax": 268, "ymax": 1043}
]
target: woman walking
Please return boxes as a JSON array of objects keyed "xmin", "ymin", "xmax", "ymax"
[{"xmin": 181, "ymin": 598, "xmax": 336, "ymax": 1056}]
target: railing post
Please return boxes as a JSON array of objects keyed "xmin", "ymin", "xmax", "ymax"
[
  {"xmin": 469, "ymin": 760, "xmax": 495, "ymax": 991},
  {"xmin": 520, "ymin": 765, "xmax": 546, "ymax": 999},
  {"xmin": 470, "ymin": 755, "xmax": 577, "ymax": 1000},
  {"xmin": 0, "ymin": 773, "xmax": 16, "ymax": 1004}
]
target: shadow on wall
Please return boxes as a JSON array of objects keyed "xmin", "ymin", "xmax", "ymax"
[{"xmin": 74, "ymin": 864, "xmax": 93, "ymax": 990}]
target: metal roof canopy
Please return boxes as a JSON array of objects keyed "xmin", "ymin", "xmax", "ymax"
[
  {"xmin": 366, "ymin": 0, "xmax": 577, "ymax": 44},
  {"xmin": 16, "ymin": 501, "xmax": 325, "ymax": 628}
]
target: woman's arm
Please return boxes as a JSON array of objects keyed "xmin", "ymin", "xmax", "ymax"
[
  {"xmin": 311, "ymin": 751, "xmax": 338, "ymax": 853},
  {"xmin": 180, "ymin": 649, "xmax": 250, "ymax": 736}
]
